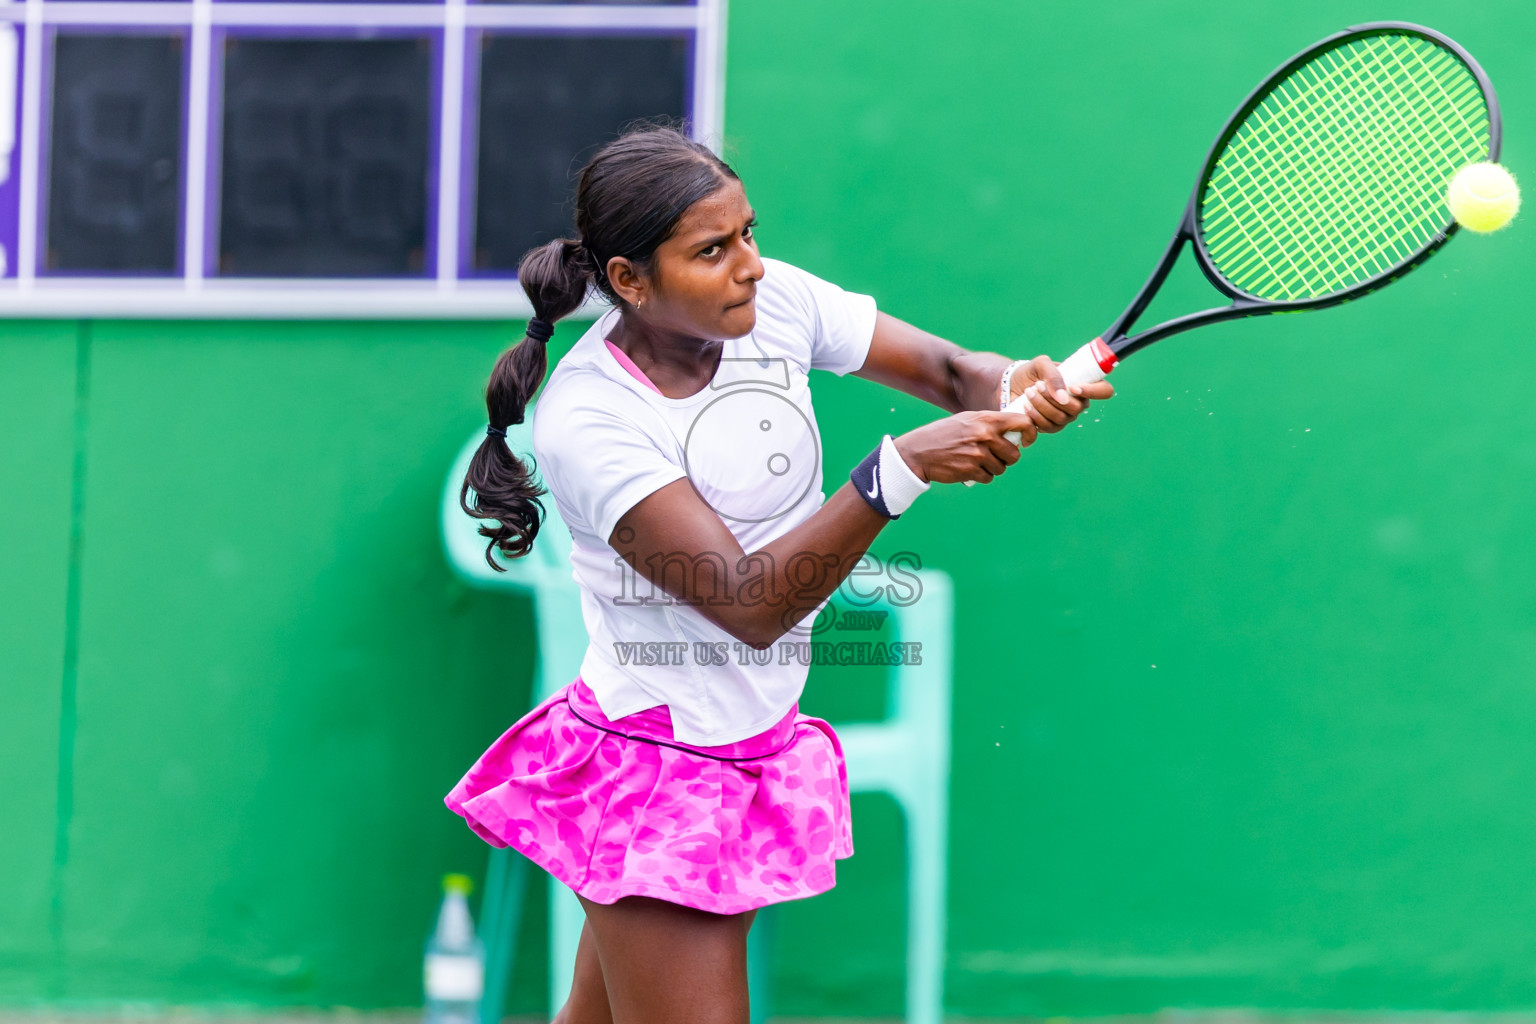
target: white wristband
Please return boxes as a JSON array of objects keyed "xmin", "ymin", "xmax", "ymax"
[
  {"xmin": 877, "ymin": 434, "xmax": 930, "ymax": 517},
  {"xmin": 997, "ymin": 359, "xmax": 1031, "ymax": 411}
]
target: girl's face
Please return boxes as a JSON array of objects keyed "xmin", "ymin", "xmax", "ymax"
[{"xmin": 640, "ymin": 178, "xmax": 763, "ymax": 341}]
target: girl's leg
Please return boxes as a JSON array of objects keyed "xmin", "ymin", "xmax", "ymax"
[
  {"xmin": 552, "ymin": 919, "xmax": 613, "ymax": 1024},
  {"xmin": 575, "ymin": 894, "xmax": 759, "ymax": 1024},
  {"xmin": 553, "ymin": 903, "xmax": 761, "ymax": 1024}
]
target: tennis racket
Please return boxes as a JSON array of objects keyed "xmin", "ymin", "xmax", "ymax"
[{"xmin": 1003, "ymin": 21, "xmax": 1502, "ymax": 445}]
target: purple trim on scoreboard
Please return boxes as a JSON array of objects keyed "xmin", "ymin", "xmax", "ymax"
[
  {"xmin": 204, "ymin": 18, "xmax": 440, "ymax": 34},
  {"xmin": 0, "ymin": 25, "xmax": 25, "ymax": 279},
  {"xmin": 214, "ymin": 0, "xmax": 436, "ymax": 5},
  {"xmin": 202, "ymin": 25, "xmax": 226, "ymax": 277},
  {"xmin": 35, "ymin": 23, "xmax": 194, "ymax": 277},
  {"xmin": 206, "ymin": 24, "xmax": 443, "ymax": 279},
  {"xmin": 177, "ymin": 22, "xmax": 192, "ymax": 276},
  {"xmin": 32, "ymin": 27, "xmax": 53, "ymax": 276},
  {"xmin": 425, "ymin": 22, "xmax": 443, "ymax": 279},
  {"xmin": 456, "ymin": 25, "xmax": 695, "ymax": 282},
  {"xmin": 468, "ymin": 1, "xmax": 699, "ymax": 5},
  {"xmin": 455, "ymin": 25, "xmax": 480, "ymax": 282},
  {"xmin": 682, "ymin": 25, "xmax": 696, "ymax": 140}
]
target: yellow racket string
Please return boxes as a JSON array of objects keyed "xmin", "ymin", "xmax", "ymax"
[{"xmin": 1200, "ymin": 33, "xmax": 1491, "ymax": 301}]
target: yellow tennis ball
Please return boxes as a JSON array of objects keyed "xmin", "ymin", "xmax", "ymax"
[{"xmin": 1446, "ymin": 161, "xmax": 1520, "ymax": 233}]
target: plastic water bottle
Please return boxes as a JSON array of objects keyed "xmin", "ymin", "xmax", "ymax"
[{"xmin": 423, "ymin": 873, "xmax": 484, "ymax": 1024}]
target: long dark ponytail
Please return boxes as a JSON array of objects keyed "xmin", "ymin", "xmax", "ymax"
[{"xmin": 461, "ymin": 124, "xmax": 739, "ymax": 569}]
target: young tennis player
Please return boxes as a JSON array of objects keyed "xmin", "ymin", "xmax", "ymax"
[{"xmin": 445, "ymin": 125, "xmax": 1112, "ymax": 1024}]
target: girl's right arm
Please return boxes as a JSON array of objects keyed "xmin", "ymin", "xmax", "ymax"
[{"xmin": 607, "ymin": 408, "xmax": 1036, "ymax": 648}]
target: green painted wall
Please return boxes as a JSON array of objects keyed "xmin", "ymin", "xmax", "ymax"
[{"xmin": 4, "ymin": 0, "xmax": 1536, "ymax": 1018}]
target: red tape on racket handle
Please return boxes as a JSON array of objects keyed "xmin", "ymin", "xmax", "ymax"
[{"xmin": 1001, "ymin": 338, "xmax": 1117, "ymax": 446}]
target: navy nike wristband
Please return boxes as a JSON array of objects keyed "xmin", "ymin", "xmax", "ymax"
[{"xmin": 851, "ymin": 435, "xmax": 930, "ymax": 519}]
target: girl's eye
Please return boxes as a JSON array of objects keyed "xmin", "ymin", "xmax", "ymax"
[{"xmin": 701, "ymin": 221, "xmax": 756, "ymax": 259}]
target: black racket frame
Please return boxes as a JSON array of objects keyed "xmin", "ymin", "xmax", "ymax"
[{"xmin": 1104, "ymin": 21, "xmax": 1502, "ymax": 361}]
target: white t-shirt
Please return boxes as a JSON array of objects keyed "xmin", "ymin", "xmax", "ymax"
[{"xmin": 531, "ymin": 257, "xmax": 878, "ymax": 745}]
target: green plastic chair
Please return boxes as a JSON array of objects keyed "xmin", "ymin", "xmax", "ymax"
[
  {"xmin": 442, "ymin": 414, "xmax": 952, "ymax": 1024},
  {"xmin": 440, "ymin": 421, "xmax": 585, "ymax": 1023}
]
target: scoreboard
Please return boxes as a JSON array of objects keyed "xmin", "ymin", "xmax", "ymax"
[{"xmin": 0, "ymin": 0, "xmax": 724, "ymax": 317}]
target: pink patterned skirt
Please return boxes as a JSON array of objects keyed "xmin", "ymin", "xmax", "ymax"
[{"xmin": 443, "ymin": 677, "xmax": 854, "ymax": 915}]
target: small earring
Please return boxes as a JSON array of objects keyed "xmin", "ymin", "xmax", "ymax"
[{"xmin": 636, "ymin": 298, "xmax": 644, "ymax": 309}]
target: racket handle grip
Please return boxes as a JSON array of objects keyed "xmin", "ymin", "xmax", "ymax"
[{"xmin": 1001, "ymin": 338, "xmax": 1117, "ymax": 446}]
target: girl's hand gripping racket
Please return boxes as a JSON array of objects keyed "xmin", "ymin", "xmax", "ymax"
[{"xmin": 1004, "ymin": 21, "xmax": 1502, "ymax": 445}]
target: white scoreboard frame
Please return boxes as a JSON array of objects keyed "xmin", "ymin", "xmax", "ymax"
[{"xmin": 0, "ymin": 0, "xmax": 726, "ymax": 318}]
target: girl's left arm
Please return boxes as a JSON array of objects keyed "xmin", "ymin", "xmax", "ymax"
[{"xmin": 852, "ymin": 311, "xmax": 1113, "ymax": 430}]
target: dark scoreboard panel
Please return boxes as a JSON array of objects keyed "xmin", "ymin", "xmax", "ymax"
[
  {"xmin": 0, "ymin": 0, "xmax": 722, "ymax": 316},
  {"xmin": 474, "ymin": 33, "xmax": 689, "ymax": 272},
  {"xmin": 219, "ymin": 38, "xmax": 431, "ymax": 277},
  {"xmin": 47, "ymin": 34, "xmax": 183, "ymax": 273}
]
